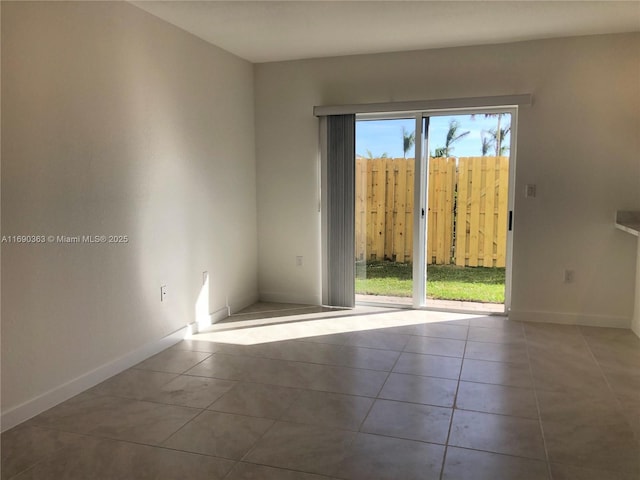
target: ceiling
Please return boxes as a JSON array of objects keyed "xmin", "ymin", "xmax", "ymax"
[{"xmin": 132, "ymin": 1, "xmax": 640, "ymax": 63}]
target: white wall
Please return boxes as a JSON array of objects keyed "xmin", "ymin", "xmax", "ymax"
[
  {"xmin": 255, "ymin": 33, "xmax": 640, "ymax": 326},
  {"xmin": 1, "ymin": 2, "xmax": 257, "ymax": 420}
]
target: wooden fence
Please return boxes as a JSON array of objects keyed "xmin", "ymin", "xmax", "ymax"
[{"xmin": 355, "ymin": 156, "xmax": 509, "ymax": 267}]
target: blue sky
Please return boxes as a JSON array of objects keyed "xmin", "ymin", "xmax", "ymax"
[{"xmin": 356, "ymin": 114, "xmax": 511, "ymax": 159}]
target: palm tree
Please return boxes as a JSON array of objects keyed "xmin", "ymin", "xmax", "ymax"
[
  {"xmin": 360, "ymin": 149, "xmax": 388, "ymax": 159},
  {"xmin": 433, "ymin": 120, "xmax": 470, "ymax": 157},
  {"xmin": 472, "ymin": 113, "xmax": 511, "ymax": 156},
  {"xmin": 402, "ymin": 126, "xmax": 415, "ymax": 158},
  {"xmin": 488, "ymin": 125, "xmax": 511, "ymax": 156},
  {"xmin": 481, "ymin": 132, "xmax": 492, "ymax": 156}
]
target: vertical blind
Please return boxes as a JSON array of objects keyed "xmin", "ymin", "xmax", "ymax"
[{"xmin": 325, "ymin": 114, "xmax": 356, "ymax": 307}]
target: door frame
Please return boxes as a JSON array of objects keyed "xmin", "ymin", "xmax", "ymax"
[
  {"xmin": 414, "ymin": 106, "xmax": 518, "ymax": 313},
  {"xmin": 355, "ymin": 105, "xmax": 519, "ymax": 314}
]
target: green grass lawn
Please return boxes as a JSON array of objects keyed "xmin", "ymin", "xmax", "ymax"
[{"xmin": 355, "ymin": 261, "xmax": 505, "ymax": 303}]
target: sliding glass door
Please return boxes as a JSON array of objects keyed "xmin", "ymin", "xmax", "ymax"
[{"xmin": 355, "ymin": 107, "xmax": 517, "ymax": 313}]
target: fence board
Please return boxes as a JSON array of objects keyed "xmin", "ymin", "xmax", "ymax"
[
  {"xmin": 395, "ymin": 160, "xmax": 407, "ymax": 262},
  {"xmin": 484, "ymin": 156, "xmax": 497, "ymax": 266},
  {"xmin": 436, "ymin": 159, "xmax": 447, "ymax": 263},
  {"xmin": 405, "ymin": 162, "xmax": 414, "ymax": 263},
  {"xmin": 373, "ymin": 160, "xmax": 385, "ymax": 260},
  {"xmin": 355, "ymin": 156, "xmax": 508, "ymax": 267},
  {"xmin": 444, "ymin": 159, "xmax": 455, "ymax": 264},
  {"xmin": 468, "ymin": 157, "xmax": 482, "ymax": 266},
  {"xmin": 427, "ymin": 159, "xmax": 436, "ymax": 263},
  {"xmin": 384, "ymin": 162, "xmax": 394, "ymax": 260},
  {"xmin": 456, "ymin": 157, "xmax": 469, "ymax": 266},
  {"xmin": 496, "ymin": 158, "xmax": 509, "ymax": 267}
]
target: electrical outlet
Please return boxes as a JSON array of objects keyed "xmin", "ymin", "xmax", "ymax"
[
  {"xmin": 525, "ymin": 184, "xmax": 537, "ymax": 198},
  {"xmin": 296, "ymin": 256, "xmax": 303, "ymax": 266},
  {"xmin": 563, "ymin": 270, "xmax": 574, "ymax": 284},
  {"xmin": 160, "ymin": 285, "xmax": 167, "ymax": 301}
]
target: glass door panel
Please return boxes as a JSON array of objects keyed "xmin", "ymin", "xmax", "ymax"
[
  {"xmin": 355, "ymin": 118, "xmax": 416, "ymax": 306},
  {"xmin": 424, "ymin": 111, "xmax": 512, "ymax": 313}
]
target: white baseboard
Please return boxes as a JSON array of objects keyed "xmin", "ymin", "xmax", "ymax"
[
  {"xmin": 259, "ymin": 291, "xmax": 322, "ymax": 306},
  {"xmin": 210, "ymin": 305, "xmax": 230, "ymax": 324},
  {"xmin": 631, "ymin": 315, "xmax": 640, "ymax": 339},
  {"xmin": 228, "ymin": 292, "xmax": 260, "ymax": 315},
  {"xmin": 509, "ymin": 309, "xmax": 631, "ymax": 329},
  {"xmin": 1, "ymin": 326, "xmax": 188, "ymax": 433},
  {"xmin": 192, "ymin": 294, "xmax": 259, "ymax": 334}
]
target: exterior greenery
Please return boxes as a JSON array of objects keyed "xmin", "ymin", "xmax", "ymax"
[{"xmin": 356, "ymin": 261, "xmax": 505, "ymax": 303}]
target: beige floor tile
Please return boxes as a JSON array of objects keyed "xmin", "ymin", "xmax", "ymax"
[
  {"xmin": 456, "ymin": 381, "xmax": 538, "ymax": 418},
  {"xmin": 254, "ymin": 340, "xmax": 344, "ymax": 364},
  {"xmin": 29, "ymin": 394, "xmax": 199, "ymax": 445},
  {"xmin": 134, "ymin": 349, "xmax": 212, "ymax": 374},
  {"xmin": 468, "ymin": 326, "xmax": 525, "ymax": 344},
  {"xmin": 225, "ymin": 462, "xmax": 338, "ymax": 480},
  {"xmin": 449, "ymin": 410, "xmax": 546, "ymax": 460},
  {"xmin": 281, "ymin": 390, "xmax": 373, "ymax": 431},
  {"xmin": 7, "ymin": 305, "xmax": 640, "ymax": 480},
  {"xmin": 10, "ymin": 436, "xmax": 234, "ymax": 480},
  {"xmin": 421, "ymin": 323, "xmax": 470, "ymax": 340},
  {"xmin": 431, "ymin": 317, "xmax": 473, "ymax": 326},
  {"xmin": 336, "ymin": 433, "xmax": 444, "ymax": 480},
  {"xmin": 213, "ymin": 342, "xmax": 267, "ymax": 357},
  {"xmin": 595, "ymin": 350, "xmax": 640, "ymax": 376},
  {"xmin": 543, "ymin": 421, "xmax": 640, "ymax": 474},
  {"xmin": 185, "ymin": 353, "xmax": 261, "ymax": 380},
  {"xmin": 208, "ymin": 382, "xmax": 301, "ymax": 419},
  {"xmin": 344, "ymin": 331, "xmax": 411, "ymax": 351},
  {"xmin": 601, "ymin": 370, "xmax": 640, "ymax": 398},
  {"xmin": 243, "ymin": 358, "xmax": 326, "ymax": 389},
  {"xmin": 244, "ymin": 422, "xmax": 356, "ymax": 476},
  {"xmin": 309, "ymin": 365, "xmax": 388, "ymax": 397},
  {"xmin": 536, "ymin": 389, "xmax": 628, "ymax": 428},
  {"xmin": 442, "ymin": 447, "xmax": 549, "ymax": 480},
  {"xmin": 523, "ymin": 323, "xmax": 584, "ymax": 341},
  {"xmin": 404, "ymin": 336, "xmax": 466, "ymax": 357},
  {"xmin": 142, "ymin": 375, "xmax": 236, "ymax": 408},
  {"xmin": 292, "ymin": 332, "xmax": 352, "ymax": 346},
  {"xmin": 393, "ymin": 352, "xmax": 462, "ymax": 379},
  {"xmin": 233, "ymin": 301, "xmax": 313, "ymax": 315},
  {"xmin": 580, "ymin": 325, "xmax": 640, "ymax": 346},
  {"xmin": 87, "ymin": 368, "xmax": 178, "ymax": 400},
  {"xmin": 0, "ymin": 425, "xmax": 84, "ymax": 480},
  {"xmin": 529, "ymin": 354, "xmax": 609, "ymax": 394},
  {"xmin": 396, "ymin": 323, "xmax": 469, "ymax": 340},
  {"xmin": 526, "ymin": 342, "xmax": 594, "ymax": 361},
  {"xmin": 461, "ymin": 358, "xmax": 533, "ymax": 388},
  {"xmin": 163, "ymin": 410, "xmax": 273, "ymax": 459},
  {"xmin": 468, "ymin": 317, "xmax": 520, "ymax": 329},
  {"xmin": 361, "ymin": 399, "xmax": 452, "ymax": 444},
  {"xmin": 464, "ymin": 341, "xmax": 529, "ymax": 364},
  {"xmin": 617, "ymin": 394, "xmax": 640, "ymax": 438},
  {"xmin": 332, "ymin": 345, "xmax": 400, "ymax": 371},
  {"xmin": 171, "ymin": 339, "xmax": 223, "ymax": 353},
  {"xmin": 379, "ymin": 373, "xmax": 457, "ymax": 407},
  {"xmin": 550, "ymin": 463, "xmax": 640, "ymax": 480}
]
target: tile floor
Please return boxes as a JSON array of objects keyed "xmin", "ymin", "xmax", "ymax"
[{"xmin": 2, "ymin": 303, "xmax": 639, "ymax": 479}]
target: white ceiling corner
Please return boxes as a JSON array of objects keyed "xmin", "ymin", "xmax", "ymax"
[{"xmin": 131, "ymin": 1, "xmax": 640, "ymax": 63}]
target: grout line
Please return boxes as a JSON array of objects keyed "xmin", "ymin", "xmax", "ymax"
[
  {"xmin": 439, "ymin": 321, "xmax": 469, "ymax": 480},
  {"xmin": 355, "ymin": 343, "xmax": 405, "ymax": 433},
  {"xmin": 579, "ymin": 329, "xmax": 640, "ymax": 444},
  {"xmin": 521, "ymin": 322, "xmax": 554, "ymax": 480}
]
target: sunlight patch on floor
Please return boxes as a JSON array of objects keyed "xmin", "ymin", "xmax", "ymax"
[{"xmin": 189, "ymin": 305, "xmax": 484, "ymax": 345}]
